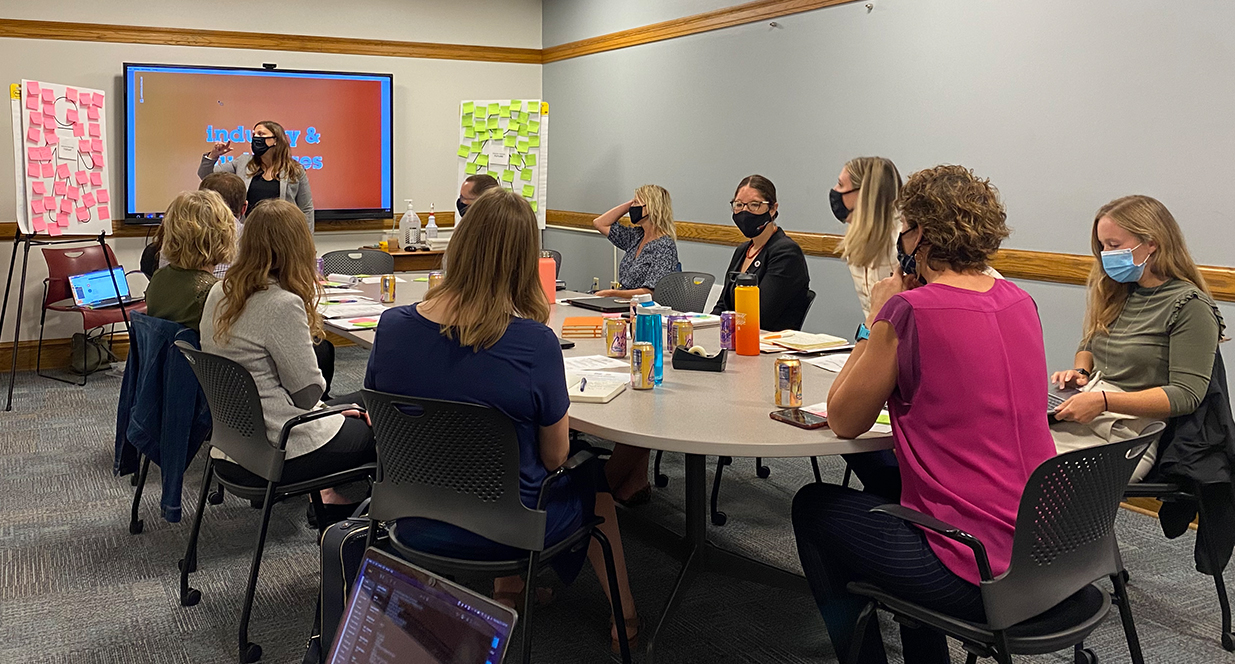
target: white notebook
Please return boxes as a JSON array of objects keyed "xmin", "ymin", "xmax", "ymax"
[{"xmin": 566, "ymin": 372, "xmax": 628, "ymax": 404}]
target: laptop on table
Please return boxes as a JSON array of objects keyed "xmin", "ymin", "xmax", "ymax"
[
  {"xmin": 328, "ymin": 548, "xmax": 517, "ymax": 664},
  {"xmin": 68, "ymin": 267, "xmax": 136, "ymax": 309},
  {"xmin": 566, "ymin": 296, "xmax": 629, "ymax": 313}
]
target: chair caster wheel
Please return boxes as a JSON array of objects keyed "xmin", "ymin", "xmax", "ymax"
[
  {"xmin": 711, "ymin": 511, "xmax": 727, "ymax": 526},
  {"xmin": 242, "ymin": 642, "xmax": 262, "ymax": 663},
  {"xmin": 180, "ymin": 588, "xmax": 201, "ymax": 607},
  {"xmin": 178, "ymin": 558, "xmax": 196, "ymax": 574},
  {"xmin": 249, "ymin": 497, "xmax": 264, "ymax": 509},
  {"xmin": 1118, "ymin": 569, "xmax": 1130, "ymax": 584},
  {"xmin": 654, "ymin": 474, "xmax": 669, "ymax": 488},
  {"xmin": 756, "ymin": 466, "xmax": 771, "ymax": 479},
  {"xmin": 129, "ymin": 520, "xmax": 143, "ymax": 535},
  {"xmin": 130, "ymin": 473, "xmax": 140, "ymax": 487},
  {"xmin": 1221, "ymin": 632, "xmax": 1233, "ymax": 652},
  {"xmin": 208, "ymin": 490, "xmax": 224, "ymax": 505},
  {"xmin": 1074, "ymin": 648, "xmax": 1097, "ymax": 664}
]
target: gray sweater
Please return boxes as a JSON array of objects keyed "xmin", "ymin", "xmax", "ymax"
[
  {"xmin": 198, "ymin": 153, "xmax": 314, "ymax": 231},
  {"xmin": 200, "ymin": 281, "xmax": 342, "ymax": 458}
]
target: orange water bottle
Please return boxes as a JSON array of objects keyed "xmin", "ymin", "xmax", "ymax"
[
  {"xmin": 734, "ymin": 273, "xmax": 760, "ymax": 356},
  {"xmin": 538, "ymin": 251, "xmax": 557, "ymax": 304}
]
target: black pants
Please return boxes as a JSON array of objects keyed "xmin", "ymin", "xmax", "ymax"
[
  {"xmin": 792, "ymin": 482, "xmax": 985, "ymax": 664},
  {"xmin": 314, "ymin": 339, "xmax": 335, "ymax": 400},
  {"xmin": 842, "ymin": 450, "xmax": 902, "ymax": 501}
]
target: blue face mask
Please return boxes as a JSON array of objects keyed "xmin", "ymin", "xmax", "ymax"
[{"xmin": 1100, "ymin": 243, "xmax": 1148, "ymax": 283}]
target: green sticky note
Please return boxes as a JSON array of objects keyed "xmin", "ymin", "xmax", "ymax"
[
  {"xmin": 517, "ymin": 111, "xmax": 530, "ymax": 124},
  {"xmin": 457, "ymin": 144, "xmax": 470, "ymax": 158},
  {"xmin": 507, "ymin": 122, "xmax": 520, "ymax": 134},
  {"xmin": 529, "ymin": 136, "xmax": 540, "ymax": 148},
  {"xmin": 528, "ymin": 102, "xmax": 540, "ymax": 115},
  {"xmin": 461, "ymin": 113, "xmax": 472, "ymax": 127},
  {"xmin": 530, "ymin": 200, "xmax": 538, "ymax": 212},
  {"xmin": 462, "ymin": 101, "xmax": 474, "ymax": 114},
  {"xmin": 521, "ymin": 168, "xmax": 533, "ymax": 181},
  {"xmin": 464, "ymin": 127, "xmax": 475, "ymax": 139},
  {"xmin": 522, "ymin": 184, "xmax": 535, "ymax": 198},
  {"xmin": 504, "ymin": 135, "xmax": 516, "ymax": 147},
  {"xmin": 523, "ymin": 153, "xmax": 536, "ymax": 167},
  {"xmin": 510, "ymin": 154, "xmax": 523, "ymax": 169},
  {"xmin": 473, "ymin": 121, "xmax": 486, "ymax": 132},
  {"xmin": 413, "ymin": 277, "xmax": 428, "ymax": 282},
  {"xmin": 876, "ymin": 412, "xmax": 891, "ymax": 425},
  {"xmin": 499, "ymin": 105, "xmax": 510, "ymax": 118},
  {"xmin": 502, "ymin": 170, "xmax": 514, "ymax": 183},
  {"xmin": 487, "ymin": 117, "xmax": 499, "ymax": 129},
  {"xmin": 511, "ymin": 100, "xmax": 523, "ymax": 111},
  {"xmin": 518, "ymin": 125, "xmax": 529, "ymax": 137},
  {"xmin": 490, "ymin": 129, "xmax": 504, "ymax": 140},
  {"xmin": 470, "ymin": 141, "xmax": 483, "ymax": 153},
  {"xmin": 476, "ymin": 155, "xmax": 489, "ymax": 167},
  {"xmin": 487, "ymin": 103, "xmax": 499, "ymax": 116},
  {"xmin": 465, "ymin": 162, "xmax": 478, "ymax": 175},
  {"xmin": 518, "ymin": 140, "xmax": 530, "ymax": 153},
  {"xmin": 527, "ymin": 120, "xmax": 541, "ymax": 134}
]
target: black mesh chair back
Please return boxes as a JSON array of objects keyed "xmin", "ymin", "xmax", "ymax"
[
  {"xmin": 982, "ymin": 421, "xmax": 1165, "ymax": 629},
  {"xmin": 321, "ymin": 249, "xmax": 395, "ymax": 275},
  {"xmin": 174, "ymin": 341, "xmax": 286, "ymax": 483},
  {"xmin": 361, "ymin": 389, "xmax": 547, "ymax": 552},
  {"xmin": 653, "ymin": 271, "xmax": 715, "ymax": 313},
  {"xmin": 543, "ymin": 249, "xmax": 562, "ymax": 277}
]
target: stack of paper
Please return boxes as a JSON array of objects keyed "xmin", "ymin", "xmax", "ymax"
[
  {"xmin": 762, "ymin": 331, "xmax": 850, "ymax": 352},
  {"xmin": 661, "ymin": 313, "xmax": 721, "ymax": 329},
  {"xmin": 325, "ymin": 317, "xmax": 380, "ymax": 331},
  {"xmin": 561, "ymin": 316, "xmax": 604, "ymax": 338},
  {"xmin": 566, "ymin": 371, "xmax": 628, "ymax": 404},
  {"xmin": 317, "ymin": 303, "xmax": 389, "ymax": 319}
]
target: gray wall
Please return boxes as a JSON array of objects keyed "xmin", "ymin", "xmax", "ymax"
[{"xmin": 542, "ymin": 0, "xmax": 1235, "ymax": 385}]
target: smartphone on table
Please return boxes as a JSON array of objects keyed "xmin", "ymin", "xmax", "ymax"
[{"xmin": 770, "ymin": 408, "xmax": 828, "ymax": 430}]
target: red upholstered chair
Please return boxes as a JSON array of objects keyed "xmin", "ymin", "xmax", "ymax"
[{"xmin": 39, "ymin": 243, "xmax": 146, "ymax": 384}]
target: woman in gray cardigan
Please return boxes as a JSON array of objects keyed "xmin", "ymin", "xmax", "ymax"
[{"xmin": 198, "ymin": 120, "xmax": 315, "ymax": 231}]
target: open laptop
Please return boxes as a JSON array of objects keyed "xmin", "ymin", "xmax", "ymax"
[
  {"xmin": 1047, "ymin": 371, "xmax": 1102, "ymax": 419},
  {"xmin": 566, "ymin": 296, "xmax": 629, "ymax": 313},
  {"xmin": 68, "ymin": 267, "xmax": 135, "ymax": 309},
  {"xmin": 328, "ymin": 548, "xmax": 517, "ymax": 664}
]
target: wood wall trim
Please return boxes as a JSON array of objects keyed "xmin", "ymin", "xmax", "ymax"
[
  {"xmin": 545, "ymin": 209, "xmax": 1235, "ymax": 303},
  {"xmin": 543, "ymin": 0, "xmax": 859, "ymax": 63},
  {"xmin": 0, "ymin": 18, "xmax": 541, "ymax": 64},
  {"xmin": 0, "ymin": 335, "xmax": 130, "ymax": 373}
]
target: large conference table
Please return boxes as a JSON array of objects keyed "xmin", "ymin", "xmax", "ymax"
[{"xmin": 330, "ymin": 273, "xmax": 894, "ymax": 661}]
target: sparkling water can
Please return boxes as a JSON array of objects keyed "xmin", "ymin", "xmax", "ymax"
[
  {"xmin": 775, "ymin": 355, "xmax": 803, "ymax": 407},
  {"xmin": 380, "ymin": 275, "xmax": 396, "ymax": 304},
  {"xmin": 631, "ymin": 342, "xmax": 655, "ymax": 390},
  {"xmin": 720, "ymin": 311, "xmax": 737, "ymax": 351},
  {"xmin": 605, "ymin": 316, "xmax": 628, "ymax": 358},
  {"xmin": 670, "ymin": 319, "xmax": 694, "ymax": 354}
]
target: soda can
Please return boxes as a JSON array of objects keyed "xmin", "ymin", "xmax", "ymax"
[
  {"xmin": 427, "ymin": 271, "xmax": 445, "ymax": 290},
  {"xmin": 380, "ymin": 274, "xmax": 396, "ymax": 304},
  {"xmin": 670, "ymin": 319, "xmax": 694, "ymax": 354},
  {"xmin": 604, "ymin": 316, "xmax": 628, "ymax": 358},
  {"xmin": 316, "ymin": 257, "xmax": 325, "ymax": 276},
  {"xmin": 775, "ymin": 355, "xmax": 803, "ymax": 407},
  {"xmin": 631, "ymin": 341, "xmax": 655, "ymax": 390},
  {"xmin": 720, "ymin": 311, "xmax": 737, "ymax": 351},
  {"xmin": 664, "ymin": 315, "xmax": 684, "ymax": 351}
]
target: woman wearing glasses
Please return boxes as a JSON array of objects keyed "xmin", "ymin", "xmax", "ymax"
[{"xmin": 711, "ymin": 175, "xmax": 811, "ymax": 331}]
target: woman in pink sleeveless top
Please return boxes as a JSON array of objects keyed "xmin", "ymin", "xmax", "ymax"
[{"xmin": 792, "ymin": 165, "xmax": 1057, "ymax": 664}]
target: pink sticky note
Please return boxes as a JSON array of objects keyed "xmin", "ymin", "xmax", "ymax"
[
  {"xmin": 31, "ymin": 199, "xmax": 45, "ymax": 214},
  {"xmin": 54, "ymin": 181, "xmax": 66, "ymax": 195},
  {"xmin": 82, "ymin": 192, "xmax": 96, "ymax": 208},
  {"xmin": 87, "ymin": 139, "xmax": 99, "ymax": 153},
  {"xmin": 87, "ymin": 107, "xmax": 99, "ymax": 121},
  {"xmin": 25, "ymin": 95, "xmax": 38, "ymax": 111},
  {"xmin": 26, "ymin": 127, "xmax": 40, "ymax": 143},
  {"xmin": 29, "ymin": 113, "xmax": 42, "ymax": 128},
  {"xmin": 40, "ymin": 89, "xmax": 52, "ymax": 102},
  {"xmin": 26, "ymin": 147, "xmax": 39, "ymax": 160},
  {"xmin": 92, "ymin": 93, "xmax": 103, "ymax": 107},
  {"xmin": 93, "ymin": 156, "xmax": 104, "ymax": 170},
  {"xmin": 74, "ymin": 171, "xmax": 87, "ymax": 185},
  {"xmin": 26, "ymin": 160, "xmax": 37, "ymax": 176},
  {"xmin": 99, "ymin": 204, "xmax": 110, "ymax": 220},
  {"xmin": 31, "ymin": 214, "xmax": 45, "ymax": 232},
  {"xmin": 88, "ymin": 123, "xmax": 100, "ymax": 138},
  {"xmin": 67, "ymin": 186, "xmax": 79, "ymax": 201},
  {"xmin": 43, "ymin": 196, "xmax": 54, "ymax": 210},
  {"xmin": 42, "ymin": 104, "xmax": 55, "ymax": 118},
  {"xmin": 76, "ymin": 206, "xmax": 90, "ymax": 222},
  {"xmin": 90, "ymin": 172, "xmax": 102, "ymax": 186},
  {"xmin": 56, "ymin": 163, "xmax": 70, "ymax": 179},
  {"xmin": 47, "ymin": 223, "xmax": 62, "ymax": 237},
  {"xmin": 41, "ymin": 163, "xmax": 54, "ymax": 178},
  {"xmin": 24, "ymin": 81, "xmax": 39, "ymax": 96},
  {"xmin": 40, "ymin": 147, "xmax": 53, "ymax": 160},
  {"xmin": 72, "ymin": 122, "xmax": 84, "ymax": 138},
  {"xmin": 66, "ymin": 109, "xmax": 77, "ymax": 123},
  {"xmin": 65, "ymin": 88, "xmax": 76, "ymax": 103},
  {"xmin": 32, "ymin": 181, "xmax": 45, "ymax": 195},
  {"xmin": 59, "ymin": 198, "xmax": 71, "ymax": 214},
  {"xmin": 44, "ymin": 130, "xmax": 59, "ymax": 145},
  {"xmin": 44, "ymin": 114, "xmax": 57, "ymax": 127},
  {"xmin": 96, "ymin": 189, "xmax": 110, "ymax": 204}
]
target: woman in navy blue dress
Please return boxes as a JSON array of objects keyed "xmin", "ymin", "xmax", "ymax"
[{"xmin": 365, "ymin": 187, "xmax": 638, "ymax": 650}]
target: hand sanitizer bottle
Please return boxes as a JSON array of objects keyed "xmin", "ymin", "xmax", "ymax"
[
  {"xmin": 399, "ymin": 199, "xmax": 418, "ymax": 248},
  {"xmin": 425, "ymin": 204, "xmax": 439, "ymax": 241}
]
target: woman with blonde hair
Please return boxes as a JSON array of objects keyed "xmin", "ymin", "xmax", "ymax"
[
  {"xmin": 365, "ymin": 188, "xmax": 639, "ymax": 651},
  {"xmin": 201, "ymin": 198, "xmax": 373, "ymax": 518},
  {"xmin": 199, "ymin": 120, "xmax": 315, "ymax": 230},
  {"xmin": 145, "ymin": 189, "xmax": 236, "ymax": 331},
  {"xmin": 1051, "ymin": 196, "xmax": 1223, "ymax": 471},
  {"xmin": 832, "ymin": 156, "xmax": 903, "ymax": 317},
  {"xmin": 592, "ymin": 184, "xmax": 679, "ymax": 297}
]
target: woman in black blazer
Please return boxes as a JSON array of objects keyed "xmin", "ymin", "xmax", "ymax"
[{"xmin": 711, "ymin": 175, "xmax": 811, "ymax": 331}]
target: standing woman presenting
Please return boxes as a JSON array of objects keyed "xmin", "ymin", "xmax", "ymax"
[
  {"xmin": 832, "ymin": 157, "xmax": 902, "ymax": 318},
  {"xmin": 199, "ymin": 120, "xmax": 315, "ymax": 231}
]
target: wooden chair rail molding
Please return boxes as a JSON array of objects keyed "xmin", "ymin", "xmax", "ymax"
[
  {"xmin": 0, "ymin": 212, "xmax": 454, "ymax": 242},
  {"xmin": 0, "ymin": 18, "xmax": 540, "ymax": 64},
  {"xmin": 545, "ymin": 209, "xmax": 1235, "ymax": 302}
]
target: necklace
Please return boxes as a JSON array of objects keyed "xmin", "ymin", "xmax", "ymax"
[{"xmin": 745, "ymin": 243, "xmax": 762, "ymax": 260}]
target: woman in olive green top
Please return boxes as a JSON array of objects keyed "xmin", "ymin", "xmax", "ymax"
[
  {"xmin": 145, "ymin": 190, "xmax": 237, "ymax": 331},
  {"xmin": 1052, "ymin": 195, "xmax": 1224, "ymax": 424}
]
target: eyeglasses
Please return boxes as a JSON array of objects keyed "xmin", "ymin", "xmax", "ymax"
[{"xmin": 730, "ymin": 200, "xmax": 771, "ymax": 213}]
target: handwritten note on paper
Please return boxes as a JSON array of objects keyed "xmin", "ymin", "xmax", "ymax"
[
  {"xmin": 31, "ymin": 214, "xmax": 46, "ymax": 232},
  {"xmin": 72, "ymin": 123, "xmax": 85, "ymax": 138},
  {"xmin": 31, "ymin": 199, "xmax": 45, "ymax": 214},
  {"xmin": 511, "ymin": 100, "xmax": 522, "ymax": 112},
  {"xmin": 528, "ymin": 120, "xmax": 541, "ymax": 134},
  {"xmin": 476, "ymin": 155, "xmax": 489, "ymax": 167},
  {"xmin": 66, "ymin": 109, "xmax": 77, "ymax": 123},
  {"xmin": 26, "ymin": 161, "xmax": 37, "ymax": 176},
  {"xmin": 75, "ymin": 207, "xmax": 90, "ymax": 222},
  {"xmin": 74, "ymin": 171, "xmax": 87, "ymax": 185},
  {"xmin": 521, "ymin": 169, "xmax": 533, "ymax": 181},
  {"xmin": 59, "ymin": 199, "xmax": 71, "ymax": 214},
  {"xmin": 499, "ymin": 105, "xmax": 510, "ymax": 118},
  {"xmin": 522, "ymin": 185, "xmax": 536, "ymax": 198},
  {"xmin": 25, "ymin": 81, "xmax": 39, "ymax": 96},
  {"xmin": 517, "ymin": 140, "xmax": 530, "ymax": 154},
  {"xmin": 67, "ymin": 186, "xmax": 79, "ymax": 201},
  {"xmin": 65, "ymin": 87, "xmax": 76, "ymax": 102},
  {"xmin": 44, "ymin": 130, "xmax": 59, "ymax": 145},
  {"xmin": 30, "ymin": 113, "xmax": 42, "ymax": 128},
  {"xmin": 86, "ymin": 107, "xmax": 98, "ymax": 121},
  {"xmin": 88, "ymin": 123, "xmax": 100, "ymax": 138},
  {"xmin": 96, "ymin": 189, "xmax": 110, "ymax": 204},
  {"xmin": 32, "ymin": 181, "xmax": 45, "ymax": 196},
  {"xmin": 90, "ymin": 172, "xmax": 102, "ymax": 186},
  {"xmin": 500, "ymin": 170, "xmax": 513, "ymax": 183},
  {"xmin": 25, "ymin": 94, "xmax": 39, "ymax": 111},
  {"xmin": 462, "ymin": 101, "xmax": 474, "ymax": 115},
  {"xmin": 26, "ymin": 127, "xmax": 40, "ymax": 143},
  {"xmin": 523, "ymin": 154, "xmax": 537, "ymax": 167},
  {"xmin": 54, "ymin": 181, "xmax": 66, "ymax": 195},
  {"xmin": 503, "ymin": 135, "xmax": 516, "ymax": 148},
  {"xmin": 41, "ymin": 163, "xmax": 54, "ymax": 178},
  {"xmin": 47, "ymin": 222, "xmax": 62, "ymax": 237},
  {"xmin": 82, "ymin": 192, "xmax": 96, "ymax": 208},
  {"xmin": 56, "ymin": 163, "xmax": 70, "ymax": 179},
  {"xmin": 487, "ymin": 103, "xmax": 500, "ymax": 116},
  {"xmin": 465, "ymin": 162, "xmax": 478, "ymax": 175},
  {"xmin": 40, "ymin": 89, "xmax": 52, "ymax": 102},
  {"xmin": 529, "ymin": 136, "xmax": 540, "ymax": 148},
  {"xmin": 457, "ymin": 144, "xmax": 470, "ymax": 158}
]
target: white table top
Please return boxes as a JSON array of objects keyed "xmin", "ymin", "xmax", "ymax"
[{"xmin": 328, "ymin": 274, "xmax": 894, "ymax": 458}]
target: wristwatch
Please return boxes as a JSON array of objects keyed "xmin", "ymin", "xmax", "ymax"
[
  {"xmin": 855, "ymin": 323, "xmax": 871, "ymax": 342},
  {"xmin": 1075, "ymin": 368, "xmax": 1091, "ymax": 377}
]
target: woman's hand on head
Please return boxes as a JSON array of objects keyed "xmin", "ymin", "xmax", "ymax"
[
  {"xmin": 209, "ymin": 141, "xmax": 233, "ymax": 159},
  {"xmin": 1052, "ymin": 391, "xmax": 1104, "ymax": 424},
  {"xmin": 1050, "ymin": 369, "xmax": 1090, "ymax": 390}
]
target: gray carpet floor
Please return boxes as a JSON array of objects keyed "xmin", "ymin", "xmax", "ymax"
[{"xmin": 1, "ymin": 347, "xmax": 1232, "ymax": 663}]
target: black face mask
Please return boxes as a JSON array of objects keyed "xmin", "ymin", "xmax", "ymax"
[
  {"xmin": 629, "ymin": 205, "xmax": 645, "ymax": 225},
  {"xmin": 456, "ymin": 198, "xmax": 468, "ymax": 217},
  {"xmin": 897, "ymin": 227, "xmax": 921, "ymax": 277},
  {"xmin": 251, "ymin": 135, "xmax": 272, "ymax": 156},
  {"xmin": 830, "ymin": 188, "xmax": 854, "ymax": 222},
  {"xmin": 732, "ymin": 210, "xmax": 773, "ymax": 238}
]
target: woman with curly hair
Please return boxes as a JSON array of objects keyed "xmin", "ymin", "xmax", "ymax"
[{"xmin": 791, "ymin": 165, "xmax": 1057, "ymax": 664}]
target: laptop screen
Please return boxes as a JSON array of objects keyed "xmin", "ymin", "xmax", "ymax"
[
  {"xmin": 68, "ymin": 267, "xmax": 130, "ymax": 308},
  {"xmin": 329, "ymin": 549, "xmax": 516, "ymax": 664}
]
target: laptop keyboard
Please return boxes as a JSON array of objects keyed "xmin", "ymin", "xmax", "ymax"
[{"xmin": 1047, "ymin": 391, "xmax": 1068, "ymax": 409}]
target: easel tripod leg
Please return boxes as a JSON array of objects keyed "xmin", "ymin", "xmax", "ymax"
[{"xmin": 4, "ymin": 235, "xmax": 32, "ymax": 412}]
